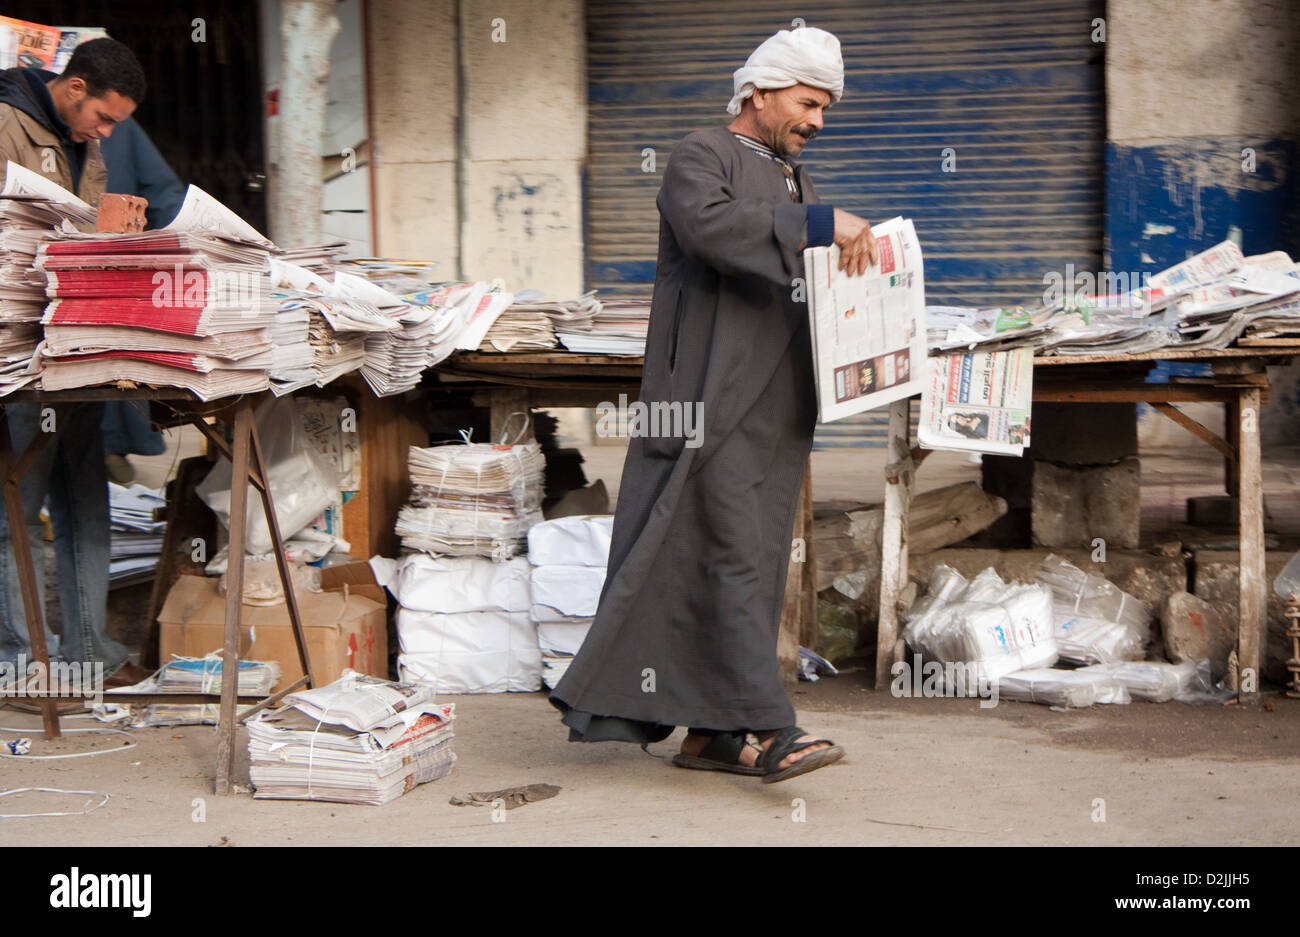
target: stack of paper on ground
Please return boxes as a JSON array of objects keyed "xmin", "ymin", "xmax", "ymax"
[
  {"xmin": 104, "ymin": 653, "xmax": 278, "ymax": 726},
  {"xmin": 158, "ymin": 654, "xmax": 281, "ymax": 694},
  {"xmin": 903, "ymin": 565, "xmax": 1060, "ymax": 685},
  {"xmin": 527, "ymin": 515, "xmax": 613, "ymax": 688},
  {"xmin": 396, "ymin": 440, "xmax": 545, "ymax": 559},
  {"xmin": 556, "ymin": 297, "xmax": 648, "ymax": 354},
  {"xmin": 803, "ymin": 217, "xmax": 927, "ymax": 422},
  {"xmin": 35, "ymin": 184, "xmax": 275, "ymax": 400},
  {"xmin": 0, "ymin": 162, "xmax": 96, "ymax": 393},
  {"xmin": 108, "ymin": 482, "xmax": 166, "ymax": 584},
  {"xmin": 918, "ymin": 348, "xmax": 1033, "ymax": 456},
  {"xmin": 1035, "ymin": 554, "xmax": 1151, "ymax": 664},
  {"xmin": 370, "ymin": 553, "xmax": 540, "ymax": 692},
  {"xmin": 248, "ymin": 672, "xmax": 456, "ymax": 805}
]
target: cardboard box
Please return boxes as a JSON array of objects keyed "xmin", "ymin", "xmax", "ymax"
[{"xmin": 157, "ymin": 574, "xmax": 388, "ymax": 693}]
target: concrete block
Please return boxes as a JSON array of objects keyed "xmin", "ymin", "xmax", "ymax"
[
  {"xmin": 1162, "ymin": 592, "xmax": 1235, "ymax": 680},
  {"xmin": 1031, "ymin": 456, "xmax": 1140, "ymax": 549},
  {"xmin": 1191, "ymin": 551, "xmax": 1292, "ymax": 685}
]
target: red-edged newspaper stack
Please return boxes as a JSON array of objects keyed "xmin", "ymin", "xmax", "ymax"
[{"xmin": 34, "ymin": 185, "xmax": 276, "ymax": 400}]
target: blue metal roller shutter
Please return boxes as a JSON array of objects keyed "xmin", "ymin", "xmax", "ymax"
[{"xmin": 585, "ymin": 0, "xmax": 1105, "ymax": 445}]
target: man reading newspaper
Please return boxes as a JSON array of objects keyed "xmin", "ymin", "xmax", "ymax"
[{"xmin": 551, "ymin": 27, "xmax": 879, "ymax": 783}]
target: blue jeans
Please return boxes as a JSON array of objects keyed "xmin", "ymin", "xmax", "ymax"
[{"xmin": 0, "ymin": 402, "xmax": 126, "ymax": 674}]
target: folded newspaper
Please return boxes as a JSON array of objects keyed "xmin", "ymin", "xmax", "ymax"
[
  {"xmin": 918, "ymin": 348, "xmax": 1033, "ymax": 456},
  {"xmin": 803, "ymin": 216, "xmax": 927, "ymax": 422}
]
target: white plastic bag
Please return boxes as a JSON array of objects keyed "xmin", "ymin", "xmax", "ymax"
[{"xmin": 196, "ymin": 397, "xmax": 341, "ymax": 556}]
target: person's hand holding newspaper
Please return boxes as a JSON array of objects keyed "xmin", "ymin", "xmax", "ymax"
[{"xmin": 833, "ymin": 208, "xmax": 879, "ymax": 275}]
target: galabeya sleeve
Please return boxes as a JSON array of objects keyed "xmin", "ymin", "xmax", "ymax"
[{"xmin": 656, "ymin": 134, "xmax": 832, "ymax": 288}]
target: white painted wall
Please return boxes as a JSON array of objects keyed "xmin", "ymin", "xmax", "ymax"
[{"xmin": 366, "ymin": 0, "xmax": 586, "ymax": 296}]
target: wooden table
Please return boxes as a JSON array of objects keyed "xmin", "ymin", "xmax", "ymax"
[
  {"xmin": 0, "ymin": 387, "xmax": 314, "ymax": 793},
  {"xmin": 873, "ymin": 348, "xmax": 1291, "ymax": 703}
]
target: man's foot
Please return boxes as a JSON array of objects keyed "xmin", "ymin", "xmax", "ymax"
[
  {"xmin": 679, "ymin": 731, "xmax": 832, "ymax": 771},
  {"xmin": 756, "ymin": 730, "xmax": 831, "ymax": 770},
  {"xmin": 755, "ymin": 726, "xmax": 845, "ymax": 783},
  {"xmin": 672, "ymin": 730, "xmax": 765, "ymax": 775}
]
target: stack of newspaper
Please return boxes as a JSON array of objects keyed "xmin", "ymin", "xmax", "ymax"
[
  {"xmin": 108, "ymin": 481, "xmax": 166, "ymax": 585},
  {"xmin": 248, "ymin": 672, "xmax": 457, "ymax": 805},
  {"xmin": 924, "ymin": 241, "xmax": 1300, "ymax": 358},
  {"xmin": 555, "ymin": 297, "xmax": 647, "ymax": 354},
  {"xmin": 35, "ymin": 185, "xmax": 276, "ymax": 400},
  {"xmin": 0, "ymin": 162, "xmax": 96, "ymax": 394},
  {"xmin": 156, "ymin": 654, "xmax": 281, "ymax": 695},
  {"xmin": 479, "ymin": 293, "xmax": 559, "ymax": 352},
  {"xmin": 396, "ymin": 440, "xmax": 545, "ymax": 559}
]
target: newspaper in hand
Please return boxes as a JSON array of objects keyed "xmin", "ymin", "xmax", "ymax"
[
  {"xmin": 803, "ymin": 216, "xmax": 927, "ymax": 422},
  {"xmin": 918, "ymin": 347, "xmax": 1033, "ymax": 456}
]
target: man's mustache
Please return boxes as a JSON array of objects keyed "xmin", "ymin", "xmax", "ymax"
[{"xmin": 795, "ymin": 126, "xmax": 818, "ymax": 141}]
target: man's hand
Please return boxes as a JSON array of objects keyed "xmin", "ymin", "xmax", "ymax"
[{"xmin": 832, "ymin": 208, "xmax": 879, "ymax": 276}]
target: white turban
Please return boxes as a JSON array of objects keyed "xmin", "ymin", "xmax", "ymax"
[{"xmin": 727, "ymin": 27, "xmax": 844, "ymax": 116}]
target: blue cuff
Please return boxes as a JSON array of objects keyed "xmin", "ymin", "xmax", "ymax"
[{"xmin": 804, "ymin": 204, "xmax": 835, "ymax": 248}]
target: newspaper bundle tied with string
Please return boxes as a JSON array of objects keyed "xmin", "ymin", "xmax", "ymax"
[
  {"xmin": 247, "ymin": 671, "xmax": 456, "ymax": 805},
  {"xmin": 395, "ymin": 414, "xmax": 546, "ymax": 560}
]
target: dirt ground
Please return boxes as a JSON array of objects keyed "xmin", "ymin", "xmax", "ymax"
[
  {"xmin": 5, "ymin": 434, "xmax": 1295, "ymax": 847},
  {"xmin": 1, "ymin": 674, "xmax": 1296, "ymax": 847}
]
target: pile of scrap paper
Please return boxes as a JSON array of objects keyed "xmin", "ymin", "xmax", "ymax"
[{"xmin": 248, "ymin": 671, "xmax": 456, "ymax": 805}]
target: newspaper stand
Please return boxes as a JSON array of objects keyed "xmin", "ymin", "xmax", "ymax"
[
  {"xmin": 873, "ymin": 347, "xmax": 1293, "ymax": 704},
  {"xmin": 0, "ymin": 387, "xmax": 316, "ymax": 795}
]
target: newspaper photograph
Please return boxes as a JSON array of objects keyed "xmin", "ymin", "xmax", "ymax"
[
  {"xmin": 803, "ymin": 216, "xmax": 927, "ymax": 422},
  {"xmin": 919, "ymin": 347, "xmax": 1033, "ymax": 456}
]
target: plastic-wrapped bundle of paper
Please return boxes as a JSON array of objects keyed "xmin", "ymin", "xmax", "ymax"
[
  {"xmin": 247, "ymin": 672, "xmax": 456, "ymax": 805},
  {"xmin": 396, "ymin": 608, "xmax": 541, "ymax": 693},
  {"xmin": 370, "ymin": 554, "xmax": 541, "ymax": 692},
  {"xmin": 526, "ymin": 514, "xmax": 613, "ymax": 567},
  {"xmin": 397, "ymin": 441, "xmax": 545, "ymax": 559},
  {"xmin": 1036, "ymin": 554, "xmax": 1150, "ymax": 663},
  {"xmin": 526, "ymin": 515, "xmax": 613, "ymax": 678},
  {"xmin": 1077, "ymin": 660, "xmax": 1201, "ymax": 703},
  {"xmin": 996, "ymin": 668, "xmax": 1131, "ymax": 708},
  {"xmin": 903, "ymin": 566, "xmax": 1058, "ymax": 681}
]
